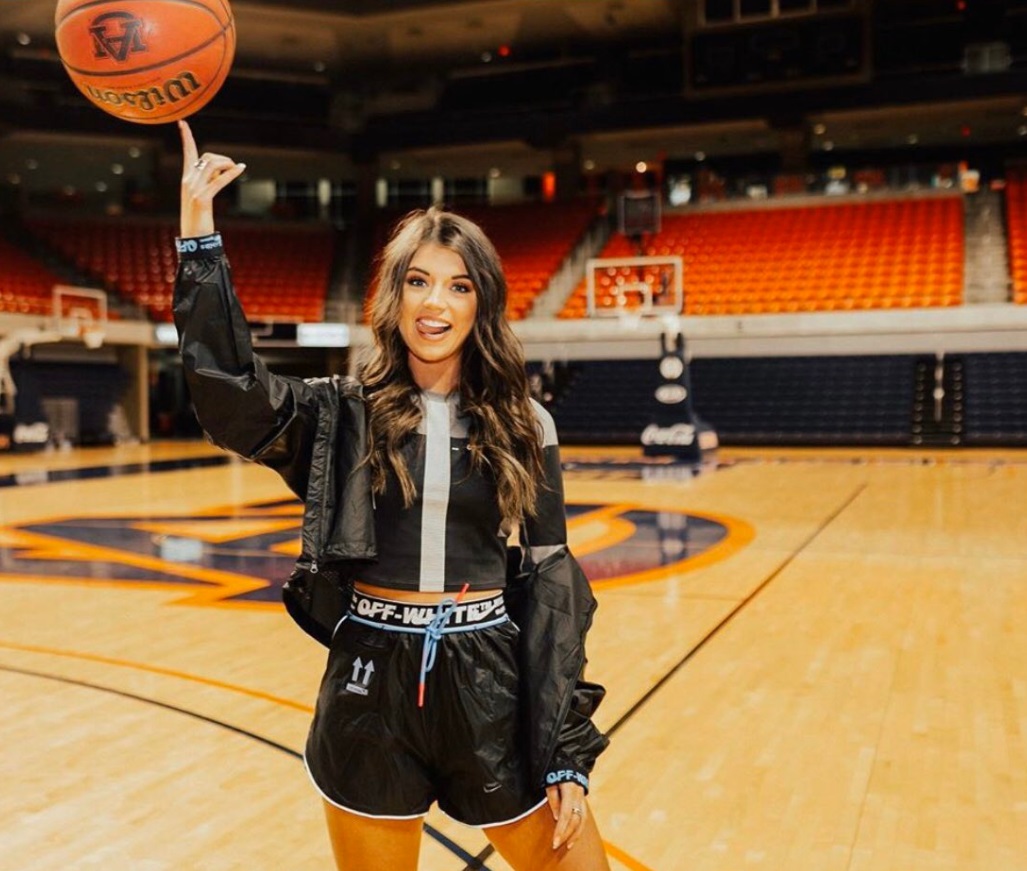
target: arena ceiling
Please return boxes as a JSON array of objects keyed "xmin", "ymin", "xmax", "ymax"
[
  {"xmin": 3, "ymin": 0, "xmax": 680, "ymax": 78},
  {"xmin": 1, "ymin": 1, "xmax": 1026, "ymax": 181}
]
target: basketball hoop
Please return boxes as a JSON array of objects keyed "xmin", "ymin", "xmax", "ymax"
[
  {"xmin": 53, "ymin": 286, "xmax": 108, "ymax": 349},
  {"xmin": 585, "ymin": 256, "xmax": 684, "ymax": 318}
]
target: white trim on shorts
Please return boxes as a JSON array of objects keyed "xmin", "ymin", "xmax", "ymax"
[
  {"xmin": 303, "ymin": 752, "xmax": 430, "ymax": 821},
  {"xmin": 304, "ymin": 752, "xmax": 548, "ymax": 828}
]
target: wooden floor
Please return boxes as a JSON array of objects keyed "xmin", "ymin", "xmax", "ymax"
[{"xmin": 2, "ymin": 441, "xmax": 1026, "ymax": 870}]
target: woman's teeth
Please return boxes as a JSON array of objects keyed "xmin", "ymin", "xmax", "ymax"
[{"xmin": 417, "ymin": 318, "xmax": 451, "ymax": 336}]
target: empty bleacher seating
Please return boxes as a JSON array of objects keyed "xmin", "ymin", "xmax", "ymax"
[
  {"xmin": 560, "ymin": 195, "xmax": 964, "ymax": 317},
  {"xmin": 457, "ymin": 201, "xmax": 598, "ymax": 319},
  {"xmin": 961, "ymin": 352, "xmax": 1027, "ymax": 445},
  {"xmin": 28, "ymin": 218, "xmax": 333, "ymax": 323},
  {"xmin": 0, "ymin": 236, "xmax": 64, "ymax": 317},
  {"xmin": 548, "ymin": 356, "xmax": 916, "ymax": 446},
  {"xmin": 1005, "ymin": 170, "xmax": 1027, "ymax": 303},
  {"xmin": 689, "ymin": 356, "xmax": 916, "ymax": 445},
  {"xmin": 11, "ymin": 359, "xmax": 129, "ymax": 446}
]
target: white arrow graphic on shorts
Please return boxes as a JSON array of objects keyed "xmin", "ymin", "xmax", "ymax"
[{"xmin": 351, "ymin": 657, "xmax": 375, "ymax": 686}]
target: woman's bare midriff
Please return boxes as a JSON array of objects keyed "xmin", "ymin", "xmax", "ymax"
[{"xmin": 353, "ymin": 581, "xmax": 503, "ymax": 604}]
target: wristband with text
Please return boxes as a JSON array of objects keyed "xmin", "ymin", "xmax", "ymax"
[
  {"xmin": 544, "ymin": 769, "xmax": 590, "ymax": 793},
  {"xmin": 175, "ymin": 232, "xmax": 223, "ymax": 259}
]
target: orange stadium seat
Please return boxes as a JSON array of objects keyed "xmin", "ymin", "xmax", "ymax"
[
  {"xmin": 1006, "ymin": 169, "xmax": 1027, "ymax": 304},
  {"xmin": 28, "ymin": 218, "xmax": 333, "ymax": 323},
  {"xmin": 0, "ymin": 237, "xmax": 63, "ymax": 316},
  {"xmin": 560, "ymin": 195, "xmax": 965, "ymax": 318}
]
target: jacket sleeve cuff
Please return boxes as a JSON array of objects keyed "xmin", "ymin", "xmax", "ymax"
[
  {"xmin": 544, "ymin": 768, "xmax": 590, "ymax": 794},
  {"xmin": 176, "ymin": 232, "xmax": 224, "ymax": 260}
]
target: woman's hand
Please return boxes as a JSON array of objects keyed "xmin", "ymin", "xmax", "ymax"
[
  {"xmin": 547, "ymin": 781, "xmax": 587, "ymax": 851},
  {"xmin": 178, "ymin": 119, "xmax": 246, "ymax": 238}
]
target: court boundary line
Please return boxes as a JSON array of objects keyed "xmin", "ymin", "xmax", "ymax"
[
  {"xmin": 2, "ymin": 650, "xmax": 655, "ymax": 870},
  {"xmin": 0, "ymin": 663, "xmax": 487, "ymax": 869},
  {"xmin": 603, "ymin": 481, "xmax": 869, "ymax": 740}
]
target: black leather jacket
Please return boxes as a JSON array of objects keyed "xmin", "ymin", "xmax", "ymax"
[{"xmin": 173, "ymin": 237, "xmax": 608, "ymax": 791}]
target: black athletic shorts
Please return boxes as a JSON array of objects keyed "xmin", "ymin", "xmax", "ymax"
[{"xmin": 303, "ymin": 590, "xmax": 547, "ymax": 827}]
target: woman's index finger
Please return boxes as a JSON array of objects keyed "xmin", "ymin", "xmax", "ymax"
[{"xmin": 178, "ymin": 120, "xmax": 198, "ymax": 165}]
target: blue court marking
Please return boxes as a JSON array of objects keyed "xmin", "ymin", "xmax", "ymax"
[{"xmin": 0, "ymin": 454, "xmax": 232, "ymax": 489}]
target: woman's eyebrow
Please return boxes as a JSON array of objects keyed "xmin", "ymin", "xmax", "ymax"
[{"xmin": 406, "ymin": 265, "xmax": 473, "ymax": 281}]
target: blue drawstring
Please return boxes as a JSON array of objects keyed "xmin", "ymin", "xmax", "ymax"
[{"xmin": 417, "ymin": 597, "xmax": 459, "ymax": 707}]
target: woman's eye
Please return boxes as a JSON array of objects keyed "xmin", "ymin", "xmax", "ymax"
[
  {"xmin": 452, "ymin": 284, "xmax": 472, "ymax": 294},
  {"xmin": 406, "ymin": 276, "xmax": 426, "ymax": 287}
]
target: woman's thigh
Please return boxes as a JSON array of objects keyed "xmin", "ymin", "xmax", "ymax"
[
  {"xmin": 484, "ymin": 801, "xmax": 610, "ymax": 871},
  {"xmin": 322, "ymin": 801, "xmax": 424, "ymax": 871}
]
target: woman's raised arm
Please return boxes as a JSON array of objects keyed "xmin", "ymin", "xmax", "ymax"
[{"xmin": 172, "ymin": 120, "xmax": 321, "ymax": 500}]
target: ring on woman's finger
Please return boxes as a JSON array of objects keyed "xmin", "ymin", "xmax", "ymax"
[
  {"xmin": 193, "ymin": 158, "xmax": 207, "ymax": 170},
  {"xmin": 571, "ymin": 807, "xmax": 583, "ymax": 816}
]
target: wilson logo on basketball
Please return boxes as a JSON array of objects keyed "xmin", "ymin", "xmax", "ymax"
[
  {"xmin": 89, "ymin": 12, "xmax": 148, "ymax": 63},
  {"xmin": 85, "ymin": 71, "xmax": 203, "ymax": 113}
]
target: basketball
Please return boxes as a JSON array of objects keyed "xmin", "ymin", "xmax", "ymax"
[{"xmin": 54, "ymin": 0, "xmax": 235, "ymax": 125}]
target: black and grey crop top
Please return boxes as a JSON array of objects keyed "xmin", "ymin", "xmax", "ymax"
[{"xmin": 359, "ymin": 391, "xmax": 567, "ymax": 593}]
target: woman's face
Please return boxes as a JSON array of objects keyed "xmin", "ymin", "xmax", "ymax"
[{"xmin": 399, "ymin": 242, "xmax": 479, "ymax": 388}]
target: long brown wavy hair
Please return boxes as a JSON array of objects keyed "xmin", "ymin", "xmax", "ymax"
[{"xmin": 360, "ymin": 206, "xmax": 545, "ymax": 526}]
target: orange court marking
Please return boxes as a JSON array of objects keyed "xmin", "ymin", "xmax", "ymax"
[
  {"xmin": 604, "ymin": 840, "xmax": 657, "ymax": 871},
  {"xmin": 0, "ymin": 639, "xmax": 314, "ymax": 713},
  {"xmin": 567, "ymin": 503, "xmax": 640, "ymax": 555},
  {"xmin": 0, "ymin": 526, "xmax": 274, "ymax": 607},
  {"xmin": 132, "ymin": 517, "xmax": 301, "ymax": 543},
  {"xmin": 587, "ymin": 507, "xmax": 756, "ymax": 592},
  {"xmin": 0, "ymin": 638, "xmax": 655, "ymax": 870}
]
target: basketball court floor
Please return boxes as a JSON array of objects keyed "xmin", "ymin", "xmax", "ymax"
[{"xmin": 2, "ymin": 440, "xmax": 1025, "ymax": 870}]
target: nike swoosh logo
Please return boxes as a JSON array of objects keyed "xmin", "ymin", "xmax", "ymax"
[{"xmin": 483, "ymin": 783, "xmax": 503, "ymax": 794}]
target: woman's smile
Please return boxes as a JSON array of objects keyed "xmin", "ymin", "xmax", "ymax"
[{"xmin": 415, "ymin": 316, "xmax": 453, "ymax": 338}]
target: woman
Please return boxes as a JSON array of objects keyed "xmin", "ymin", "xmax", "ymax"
[{"xmin": 173, "ymin": 120, "xmax": 609, "ymax": 870}]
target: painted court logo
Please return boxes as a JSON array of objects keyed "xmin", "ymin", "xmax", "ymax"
[
  {"xmin": 0, "ymin": 498, "xmax": 751, "ymax": 604},
  {"xmin": 90, "ymin": 12, "xmax": 148, "ymax": 62}
]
